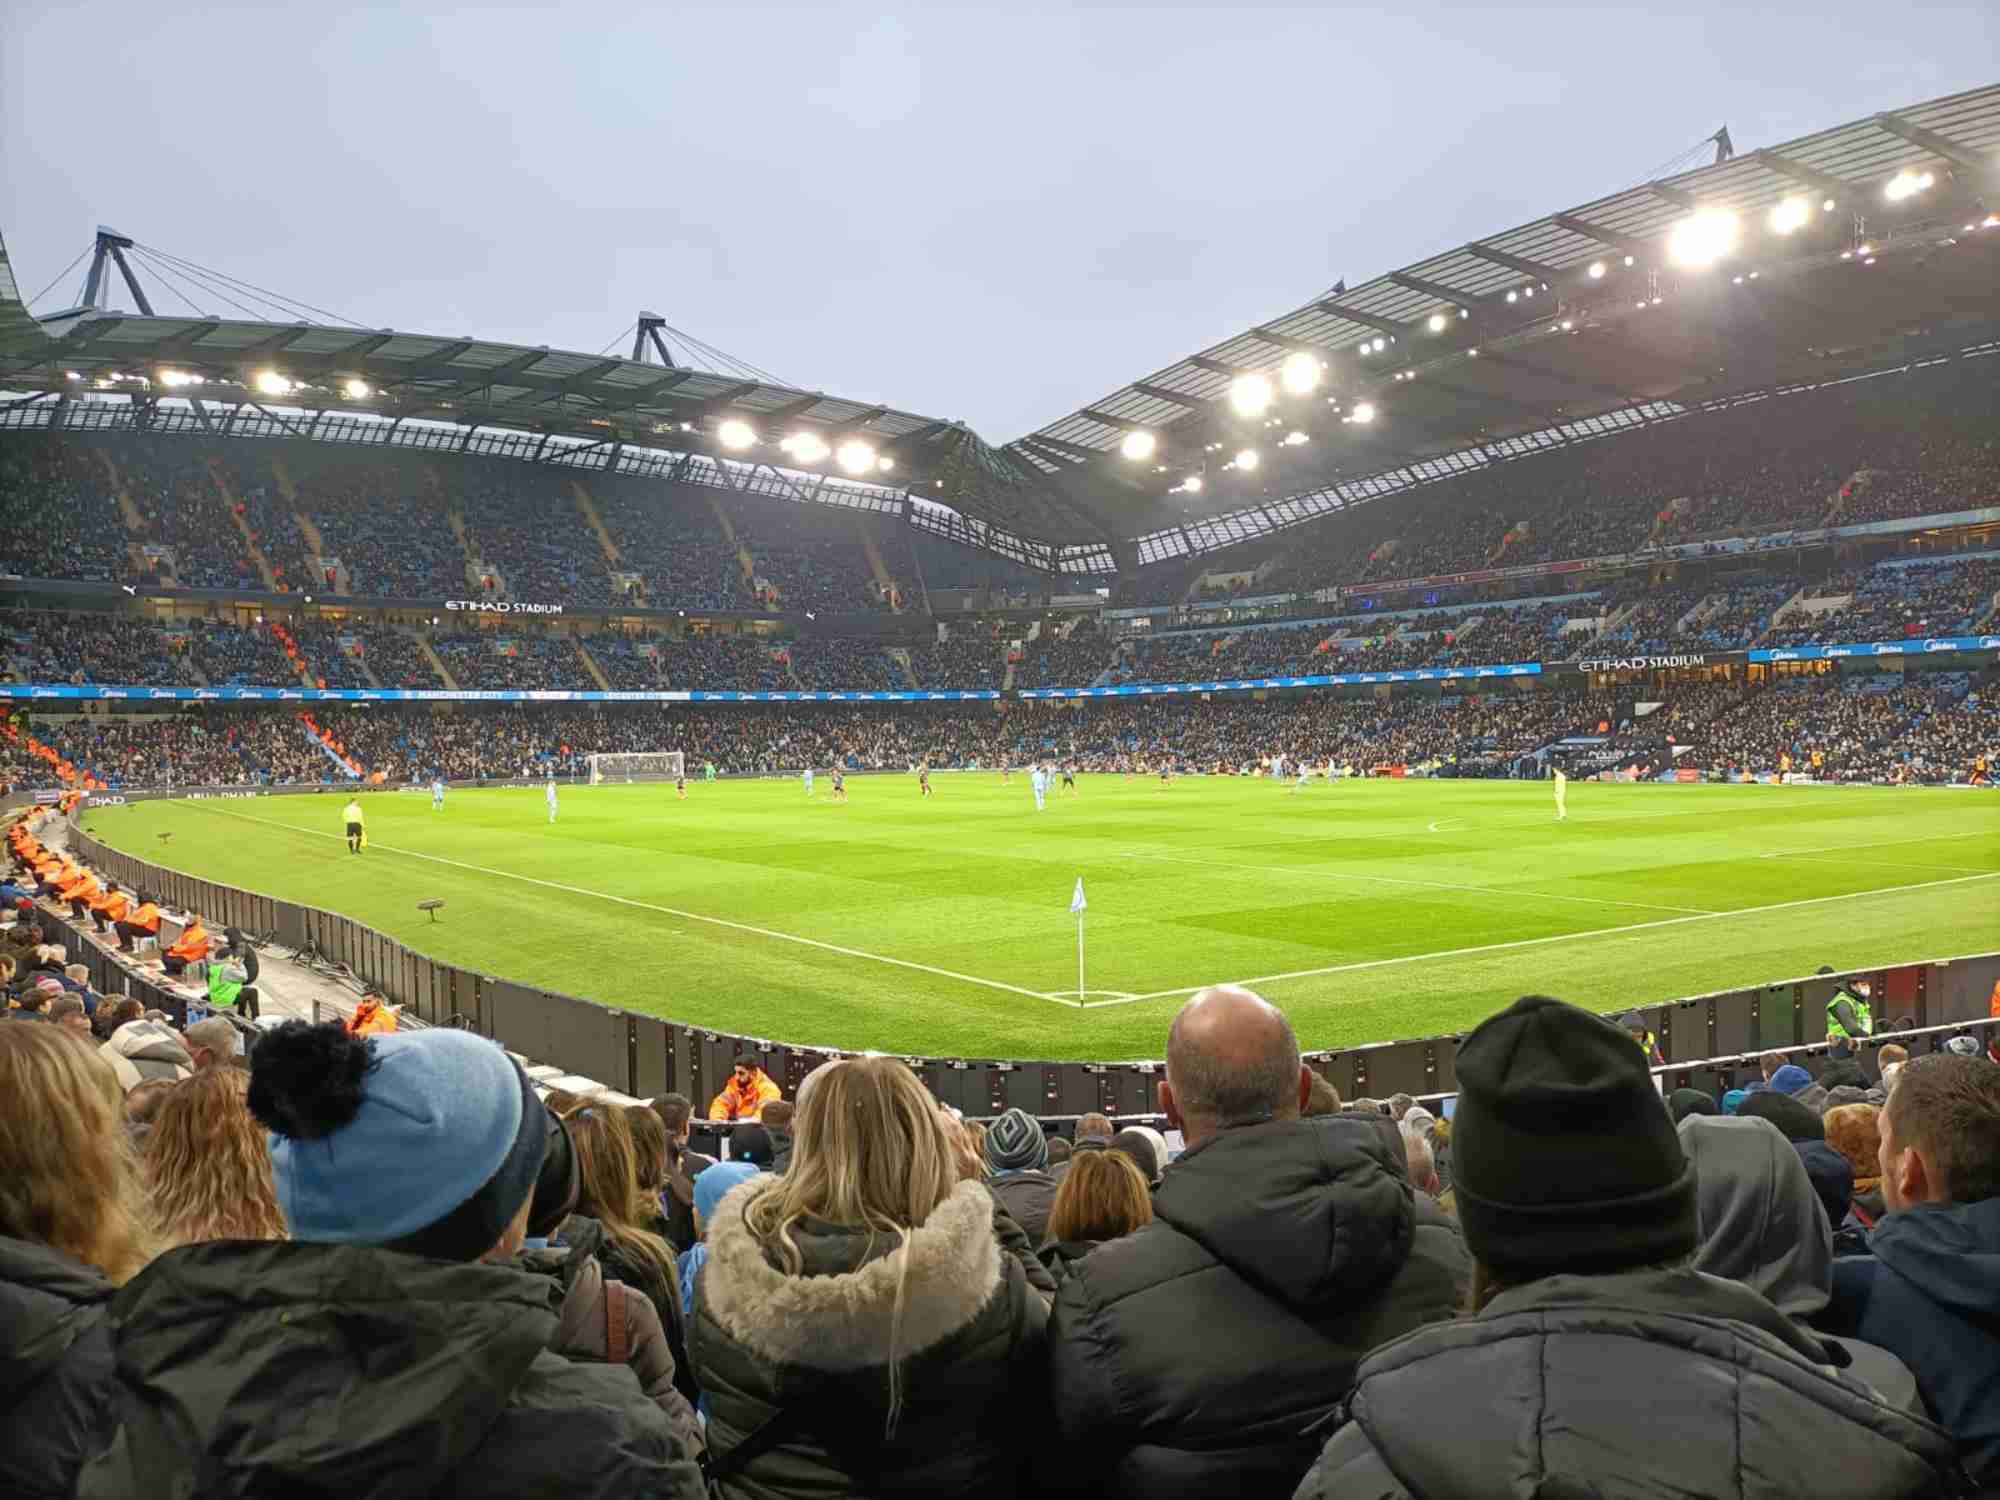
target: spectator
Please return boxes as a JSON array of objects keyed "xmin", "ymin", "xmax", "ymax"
[
  {"xmin": 179, "ymin": 1016, "xmax": 239, "ymax": 1071},
  {"xmin": 75, "ymin": 1022, "xmax": 705, "ymax": 1498},
  {"xmin": 1879, "ymin": 1041, "xmax": 1911, "ymax": 1094},
  {"xmin": 730, "ymin": 1123, "xmax": 777, "ymax": 1170},
  {"xmin": 1825, "ymin": 1054, "xmax": 2000, "ymax": 1485},
  {"xmin": 675, "ymin": 1159, "xmax": 760, "ymax": 1323},
  {"xmin": 1108, "ymin": 1126, "xmax": 1168, "ymax": 1188},
  {"xmin": 1039, "ymin": 1147, "xmax": 1152, "ymax": 1284},
  {"xmin": 761, "ymin": 1097, "xmax": 796, "ymax": 1174},
  {"xmin": 1073, "ymin": 1111, "xmax": 1114, "ymax": 1144},
  {"xmin": 1304, "ymin": 1070, "xmax": 1343, "ymax": 1116},
  {"xmin": 99, "ymin": 1013, "xmax": 194, "ymax": 1093},
  {"xmin": 652, "ymin": 1092, "xmax": 716, "ymax": 1255},
  {"xmin": 709, "ymin": 1055, "xmax": 782, "ymax": 1122},
  {"xmin": 0, "ymin": 1024, "xmax": 155, "ymax": 1499},
  {"xmin": 143, "ymin": 1068, "xmax": 289, "ymax": 1250},
  {"xmin": 1297, "ymin": 996, "xmax": 1958, "ymax": 1499},
  {"xmin": 1738, "ymin": 1088, "xmax": 1825, "ymax": 1141},
  {"xmin": 1048, "ymin": 986, "xmax": 1467, "ymax": 1498},
  {"xmin": 691, "ymin": 1056, "xmax": 1049, "ymax": 1498},
  {"xmin": 1045, "ymin": 1136, "xmax": 1073, "ymax": 1169},
  {"xmin": 1405, "ymin": 1133, "xmax": 1442, "ymax": 1197},
  {"xmin": 1825, "ymin": 1102, "xmax": 1888, "ymax": 1238},
  {"xmin": 983, "ymin": 1107, "xmax": 1059, "ymax": 1248},
  {"xmin": 1822, "ymin": 1035, "xmax": 1870, "ymax": 1091},
  {"xmin": 626, "ymin": 1104, "xmax": 672, "ymax": 1225},
  {"xmin": 122, "ymin": 1078, "xmax": 175, "ymax": 1145},
  {"xmin": 49, "ymin": 992, "xmax": 91, "ymax": 1037},
  {"xmin": 1669, "ymin": 1086, "xmax": 1720, "ymax": 1121}
]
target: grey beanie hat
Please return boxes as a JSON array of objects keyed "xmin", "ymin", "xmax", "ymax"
[{"xmin": 984, "ymin": 1107, "xmax": 1048, "ymax": 1172}]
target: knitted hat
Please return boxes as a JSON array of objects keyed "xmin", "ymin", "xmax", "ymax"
[
  {"xmin": 524, "ymin": 1110, "xmax": 578, "ymax": 1240},
  {"xmin": 1768, "ymin": 1064, "xmax": 1814, "ymax": 1096},
  {"xmin": 1721, "ymin": 1088, "xmax": 1749, "ymax": 1115},
  {"xmin": 694, "ymin": 1160, "xmax": 761, "ymax": 1226},
  {"xmin": 250, "ymin": 1022, "xmax": 547, "ymax": 1261},
  {"xmin": 1668, "ymin": 1088, "xmax": 1719, "ymax": 1122},
  {"xmin": 1450, "ymin": 995, "xmax": 1696, "ymax": 1279},
  {"xmin": 1736, "ymin": 1090, "xmax": 1824, "ymax": 1143},
  {"xmin": 32, "ymin": 976, "xmax": 63, "ymax": 997},
  {"xmin": 731, "ymin": 1124, "xmax": 775, "ymax": 1168},
  {"xmin": 1822, "ymin": 1085, "xmax": 1870, "ymax": 1112},
  {"xmin": 1943, "ymin": 1035, "xmax": 1981, "ymax": 1058},
  {"xmin": 985, "ymin": 1107, "xmax": 1048, "ymax": 1172}
]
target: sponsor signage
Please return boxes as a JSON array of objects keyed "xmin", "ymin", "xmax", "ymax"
[
  {"xmin": 1748, "ymin": 635, "xmax": 1999, "ymax": 664},
  {"xmin": 445, "ymin": 599, "xmax": 566, "ymax": 616},
  {"xmin": 1576, "ymin": 654, "xmax": 1712, "ymax": 672}
]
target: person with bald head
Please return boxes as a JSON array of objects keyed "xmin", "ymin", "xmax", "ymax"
[{"xmin": 1045, "ymin": 986, "xmax": 1467, "ymax": 1499}]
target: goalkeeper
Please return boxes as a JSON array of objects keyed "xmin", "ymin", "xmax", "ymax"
[{"xmin": 343, "ymin": 796, "xmax": 366, "ymax": 853}]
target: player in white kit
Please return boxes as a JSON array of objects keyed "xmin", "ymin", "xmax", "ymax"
[
  {"xmin": 803, "ymin": 767, "xmax": 815, "ymax": 797},
  {"xmin": 431, "ymin": 777, "xmax": 445, "ymax": 811},
  {"xmin": 1031, "ymin": 764, "xmax": 1048, "ymax": 811},
  {"xmin": 1553, "ymin": 765, "xmax": 1568, "ymax": 821},
  {"xmin": 546, "ymin": 777, "xmax": 558, "ymax": 823}
]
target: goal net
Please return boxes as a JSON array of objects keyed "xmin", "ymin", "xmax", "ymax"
[{"xmin": 587, "ymin": 751, "xmax": 685, "ymax": 785}]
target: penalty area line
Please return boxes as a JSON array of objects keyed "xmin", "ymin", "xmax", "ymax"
[{"xmin": 186, "ymin": 805, "xmax": 1077, "ymax": 1008}]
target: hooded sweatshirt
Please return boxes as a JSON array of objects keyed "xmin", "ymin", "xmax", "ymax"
[
  {"xmin": 98, "ymin": 1020, "xmax": 194, "ymax": 1093},
  {"xmin": 1827, "ymin": 1197, "xmax": 2000, "ymax": 1485},
  {"xmin": 1678, "ymin": 1116, "xmax": 1918, "ymax": 1412}
]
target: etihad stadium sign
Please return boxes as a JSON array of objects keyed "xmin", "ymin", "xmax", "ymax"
[
  {"xmin": 445, "ymin": 599, "xmax": 565, "ymax": 616},
  {"xmin": 1576, "ymin": 653, "xmax": 1710, "ymax": 672}
]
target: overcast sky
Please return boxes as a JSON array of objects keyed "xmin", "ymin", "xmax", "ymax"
[{"xmin": 4, "ymin": 5, "xmax": 1994, "ymax": 441}]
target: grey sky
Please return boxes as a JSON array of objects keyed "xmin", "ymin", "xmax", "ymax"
[{"xmin": 3, "ymin": 4, "xmax": 1994, "ymax": 442}]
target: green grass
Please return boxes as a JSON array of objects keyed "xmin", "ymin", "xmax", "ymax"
[{"xmin": 80, "ymin": 775, "xmax": 2000, "ymax": 1061}]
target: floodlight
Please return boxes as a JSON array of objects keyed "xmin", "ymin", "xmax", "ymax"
[
  {"xmin": 1279, "ymin": 351, "xmax": 1322, "ymax": 394},
  {"xmin": 253, "ymin": 369, "xmax": 293, "ymax": 397},
  {"xmin": 1587, "ymin": 261, "xmax": 1606, "ymax": 279},
  {"xmin": 717, "ymin": 418, "xmax": 757, "ymax": 450},
  {"xmin": 876, "ymin": 456, "xmax": 894, "ymax": 473},
  {"xmin": 1768, "ymin": 196, "xmax": 1811, "ymax": 235},
  {"xmin": 1426, "ymin": 312, "xmax": 1448, "ymax": 333},
  {"xmin": 1233, "ymin": 448, "xmax": 1260, "ymax": 471},
  {"xmin": 1281, "ymin": 430, "xmax": 1309, "ymax": 446},
  {"xmin": 1349, "ymin": 401, "xmax": 1376, "ymax": 424},
  {"xmin": 1357, "ymin": 341, "xmax": 1373, "ymax": 356},
  {"xmin": 156, "ymin": 369, "xmax": 191, "ymax": 388},
  {"xmin": 1623, "ymin": 255, "xmax": 1635, "ymax": 266},
  {"xmin": 64, "ymin": 370, "xmax": 81, "ymax": 380},
  {"xmin": 835, "ymin": 439, "xmax": 877, "ymax": 474},
  {"xmin": 1667, "ymin": 208, "xmax": 1740, "ymax": 269},
  {"xmin": 1506, "ymin": 290, "xmax": 1518, "ymax": 303},
  {"xmin": 1182, "ymin": 475, "xmax": 1203, "ymax": 493},
  {"xmin": 1883, "ymin": 168, "xmax": 1935, "ymax": 203},
  {"xmin": 342, "ymin": 378, "xmax": 372, "ymax": 400},
  {"xmin": 1119, "ymin": 429, "xmax": 1158, "ymax": 461},
  {"xmin": 1229, "ymin": 373, "xmax": 1273, "ymax": 417},
  {"xmin": 785, "ymin": 432, "xmax": 830, "ymax": 464},
  {"xmin": 1370, "ymin": 337, "xmax": 1386, "ymax": 353}
]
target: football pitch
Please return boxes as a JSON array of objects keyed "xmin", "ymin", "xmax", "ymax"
[{"xmin": 82, "ymin": 776, "xmax": 2000, "ymax": 1062}]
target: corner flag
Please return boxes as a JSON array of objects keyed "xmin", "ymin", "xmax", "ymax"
[{"xmin": 1070, "ymin": 878, "xmax": 1087, "ymax": 915}]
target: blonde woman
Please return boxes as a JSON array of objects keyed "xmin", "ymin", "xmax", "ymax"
[
  {"xmin": 1039, "ymin": 1147, "xmax": 1153, "ymax": 1285},
  {"xmin": 691, "ymin": 1057, "xmax": 1050, "ymax": 1498},
  {"xmin": 144, "ymin": 1069, "xmax": 288, "ymax": 1249},
  {"xmin": 0, "ymin": 1023, "xmax": 155, "ymax": 1497}
]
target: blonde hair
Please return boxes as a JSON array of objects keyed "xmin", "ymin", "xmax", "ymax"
[
  {"xmin": 744, "ymin": 1058, "xmax": 959, "ymax": 1436},
  {"xmin": 937, "ymin": 1108, "xmax": 986, "ymax": 1183},
  {"xmin": 0, "ymin": 1024, "xmax": 156, "ymax": 1282},
  {"xmin": 144, "ymin": 1068, "xmax": 288, "ymax": 1249},
  {"xmin": 625, "ymin": 1104, "xmax": 668, "ymax": 1195},
  {"xmin": 561, "ymin": 1098, "xmax": 681, "ymax": 1306},
  {"xmin": 1047, "ymin": 1148, "xmax": 1154, "ymax": 1244}
]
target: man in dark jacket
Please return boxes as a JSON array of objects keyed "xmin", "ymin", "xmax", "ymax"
[
  {"xmin": 1047, "ymin": 986, "xmax": 1467, "ymax": 1499},
  {"xmin": 77, "ymin": 1022, "xmax": 707, "ymax": 1500},
  {"xmin": 984, "ymin": 1107, "xmax": 1059, "ymax": 1247},
  {"xmin": 1296, "ymin": 996, "xmax": 1958, "ymax": 1500},
  {"xmin": 1823, "ymin": 1053, "xmax": 2000, "ymax": 1487},
  {"xmin": 0, "ymin": 1236, "xmax": 118, "ymax": 1499}
]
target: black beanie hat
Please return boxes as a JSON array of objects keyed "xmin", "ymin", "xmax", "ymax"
[
  {"xmin": 1736, "ymin": 1090, "xmax": 1824, "ymax": 1143},
  {"xmin": 525, "ymin": 1109, "xmax": 579, "ymax": 1240},
  {"xmin": 1668, "ymin": 1088, "xmax": 1719, "ymax": 1122},
  {"xmin": 1451, "ymin": 995, "xmax": 1697, "ymax": 1279}
]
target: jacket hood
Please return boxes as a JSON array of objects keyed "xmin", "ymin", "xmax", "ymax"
[
  {"xmin": 700, "ymin": 1176, "xmax": 1001, "ymax": 1371},
  {"xmin": 0, "ymin": 1237, "xmax": 114, "ymax": 1398},
  {"xmin": 1870, "ymin": 1197, "xmax": 2000, "ymax": 1318},
  {"xmin": 1680, "ymin": 1115, "xmax": 1832, "ymax": 1318},
  {"xmin": 106, "ymin": 1020, "xmax": 191, "ymax": 1069},
  {"xmin": 1152, "ymin": 1116, "xmax": 1414, "ymax": 1311},
  {"xmin": 98, "ymin": 1240, "xmax": 561, "ymax": 1497}
]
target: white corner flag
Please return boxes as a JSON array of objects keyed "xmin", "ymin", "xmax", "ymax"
[
  {"xmin": 1070, "ymin": 878, "xmax": 1087, "ymax": 1007},
  {"xmin": 1070, "ymin": 877, "xmax": 1087, "ymax": 915}
]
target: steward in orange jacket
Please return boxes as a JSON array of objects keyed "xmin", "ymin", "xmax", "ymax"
[
  {"xmin": 163, "ymin": 919, "xmax": 211, "ymax": 976},
  {"xmin": 115, "ymin": 898, "xmax": 161, "ymax": 954},
  {"xmin": 708, "ymin": 1059, "xmax": 782, "ymax": 1122},
  {"xmin": 90, "ymin": 886, "xmax": 130, "ymax": 932},
  {"xmin": 346, "ymin": 996, "xmax": 399, "ymax": 1037}
]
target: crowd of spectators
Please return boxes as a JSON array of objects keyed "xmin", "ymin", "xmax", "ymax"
[
  {"xmin": 907, "ymin": 634, "xmax": 1005, "ymax": 691},
  {"xmin": 1763, "ymin": 555, "xmax": 2000, "ymax": 648},
  {"xmin": 431, "ymin": 632, "xmax": 594, "ymax": 692},
  {"xmin": 3, "ymin": 611, "xmax": 198, "ymax": 689},
  {"xmin": 270, "ymin": 453, "xmax": 469, "ymax": 598},
  {"xmin": 0, "ymin": 439, "xmax": 131, "ymax": 585},
  {"xmin": 785, "ymin": 637, "xmax": 903, "ymax": 692},
  {"xmin": 1016, "ymin": 622, "xmax": 1114, "ymax": 688},
  {"xmin": 593, "ymin": 476, "xmax": 750, "ymax": 612},
  {"xmin": 459, "ymin": 461, "xmax": 621, "ymax": 608}
]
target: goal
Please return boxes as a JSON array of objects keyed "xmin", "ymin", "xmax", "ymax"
[{"xmin": 587, "ymin": 751, "xmax": 685, "ymax": 785}]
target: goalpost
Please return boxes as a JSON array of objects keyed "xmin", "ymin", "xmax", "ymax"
[{"xmin": 587, "ymin": 750, "xmax": 685, "ymax": 785}]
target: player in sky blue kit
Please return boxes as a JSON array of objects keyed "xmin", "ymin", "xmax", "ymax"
[
  {"xmin": 431, "ymin": 777, "xmax": 445, "ymax": 810},
  {"xmin": 1031, "ymin": 764, "xmax": 1048, "ymax": 812},
  {"xmin": 545, "ymin": 777, "xmax": 558, "ymax": 823}
]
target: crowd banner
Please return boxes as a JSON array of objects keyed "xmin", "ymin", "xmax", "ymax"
[{"xmin": 59, "ymin": 824, "xmax": 2000, "ymax": 1117}]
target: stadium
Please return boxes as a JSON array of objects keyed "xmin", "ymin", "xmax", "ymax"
[{"xmin": 4, "ymin": 58, "xmax": 2000, "ymax": 1498}]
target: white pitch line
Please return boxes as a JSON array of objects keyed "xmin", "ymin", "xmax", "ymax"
[
  {"xmin": 1120, "ymin": 850, "xmax": 1718, "ymax": 916},
  {"xmin": 1074, "ymin": 869, "xmax": 2000, "ymax": 1008},
  {"xmin": 1757, "ymin": 853, "xmax": 1994, "ymax": 876},
  {"xmin": 1756, "ymin": 829, "xmax": 1999, "ymax": 859},
  {"xmin": 187, "ymin": 805, "xmax": 1077, "ymax": 1007}
]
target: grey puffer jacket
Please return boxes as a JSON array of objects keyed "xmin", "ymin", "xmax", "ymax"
[
  {"xmin": 1296, "ymin": 1268, "xmax": 1961, "ymax": 1500},
  {"xmin": 0, "ymin": 1237, "xmax": 120, "ymax": 1500},
  {"xmin": 1048, "ymin": 1116, "xmax": 1469, "ymax": 1500},
  {"xmin": 690, "ymin": 1176, "xmax": 1050, "ymax": 1499}
]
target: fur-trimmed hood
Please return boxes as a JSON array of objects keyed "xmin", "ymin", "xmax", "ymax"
[{"xmin": 700, "ymin": 1176, "xmax": 1001, "ymax": 1372}]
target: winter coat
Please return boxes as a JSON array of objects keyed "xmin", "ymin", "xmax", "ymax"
[
  {"xmin": 516, "ymin": 1231, "xmax": 703, "ymax": 1461},
  {"xmin": 74, "ymin": 1240, "xmax": 706, "ymax": 1500},
  {"xmin": 561, "ymin": 1213, "xmax": 700, "ymax": 1413},
  {"xmin": 708, "ymin": 1069, "xmax": 781, "ymax": 1123},
  {"xmin": 98, "ymin": 1019, "xmax": 193, "ymax": 1092},
  {"xmin": 690, "ymin": 1176, "xmax": 1050, "ymax": 1499},
  {"xmin": 660, "ymin": 1149, "xmax": 718, "ymax": 1254},
  {"xmin": 987, "ymin": 1168, "xmax": 1059, "ymax": 1248},
  {"xmin": 1679, "ymin": 1115, "xmax": 1919, "ymax": 1412},
  {"xmin": 1297, "ymin": 1267, "xmax": 1960, "ymax": 1500},
  {"xmin": 1048, "ymin": 1116, "xmax": 1468, "ymax": 1500},
  {"xmin": 1825, "ymin": 1198, "xmax": 2000, "ymax": 1486},
  {"xmin": 1036, "ymin": 1238, "xmax": 1103, "ymax": 1289},
  {"xmin": 0, "ymin": 1237, "xmax": 120, "ymax": 1500}
]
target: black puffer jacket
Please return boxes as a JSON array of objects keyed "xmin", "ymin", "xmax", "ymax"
[
  {"xmin": 690, "ymin": 1176, "xmax": 1050, "ymax": 1499},
  {"xmin": 1047, "ymin": 1116, "xmax": 1468, "ymax": 1499},
  {"xmin": 74, "ymin": 1240, "xmax": 706, "ymax": 1499},
  {"xmin": 1297, "ymin": 1268, "xmax": 1961, "ymax": 1499},
  {"xmin": 0, "ymin": 1237, "xmax": 120, "ymax": 1499},
  {"xmin": 987, "ymin": 1169, "xmax": 1059, "ymax": 1248}
]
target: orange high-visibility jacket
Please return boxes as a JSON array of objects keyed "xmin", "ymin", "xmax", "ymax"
[
  {"xmin": 166, "ymin": 923, "xmax": 211, "ymax": 963},
  {"xmin": 708, "ymin": 1068, "xmax": 782, "ymax": 1123},
  {"xmin": 125, "ymin": 903, "xmax": 162, "ymax": 934}
]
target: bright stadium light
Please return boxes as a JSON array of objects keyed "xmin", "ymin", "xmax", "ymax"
[
  {"xmin": 1119, "ymin": 429, "xmax": 1158, "ymax": 461},
  {"xmin": 1667, "ymin": 207, "xmax": 1741, "ymax": 270},
  {"xmin": 1883, "ymin": 168, "xmax": 1935, "ymax": 203},
  {"xmin": 716, "ymin": 418, "xmax": 757, "ymax": 450},
  {"xmin": 1357, "ymin": 341, "xmax": 1373, "ymax": 356},
  {"xmin": 1229, "ymin": 372, "xmax": 1274, "ymax": 417},
  {"xmin": 783, "ymin": 431, "xmax": 830, "ymax": 464},
  {"xmin": 835, "ymin": 439, "xmax": 877, "ymax": 474},
  {"xmin": 1182, "ymin": 474, "xmax": 1203, "ymax": 493},
  {"xmin": 1506, "ymin": 289, "xmax": 1518, "ymax": 303},
  {"xmin": 876, "ymin": 456, "xmax": 894, "ymax": 473},
  {"xmin": 1370, "ymin": 337, "xmax": 1386, "ymax": 353},
  {"xmin": 1233, "ymin": 447, "xmax": 1260, "ymax": 471},
  {"xmin": 1280, "ymin": 430, "xmax": 1309, "ymax": 446},
  {"xmin": 1426, "ymin": 312, "xmax": 1448, "ymax": 333},
  {"xmin": 1587, "ymin": 260, "xmax": 1606, "ymax": 279},
  {"xmin": 1279, "ymin": 350, "xmax": 1322, "ymax": 394},
  {"xmin": 342, "ymin": 378, "xmax": 372, "ymax": 400},
  {"xmin": 253, "ymin": 369, "xmax": 293, "ymax": 397},
  {"xmin": 1823, "ymin": 198, "xmax": 1837, "ymax": 213},
  {"xmin": 1768, "ymin": 196, "xmax": 1812, "ymax": 235},
  {"xmin": 1349, "ymin": 401, "xmax": 1377, "ymax": 424},
  {"xmin": 156, "ymin": 369, "xmax": 192, "ymax": 388}
]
